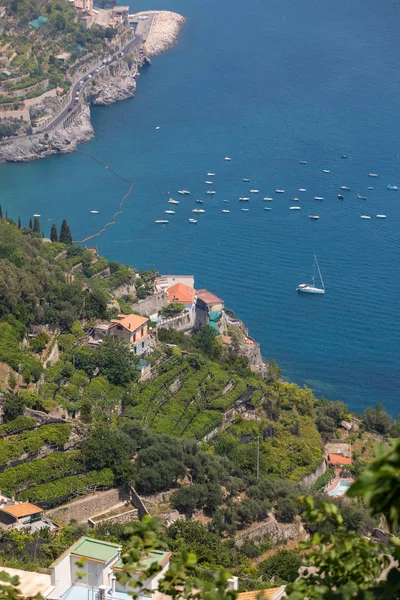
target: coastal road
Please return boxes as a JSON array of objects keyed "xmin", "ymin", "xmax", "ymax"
[{"xmin": 46, "ymin": 29, "xmax": 147, "ymax": 133}]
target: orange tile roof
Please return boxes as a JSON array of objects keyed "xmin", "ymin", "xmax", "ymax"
[
  {"xmin": 196, "ymin": 289, "xmax": 224, "ymax": 305},
  {"xmin": 167, "ymin": 283, "xmax": 195, "ymax": 304},
  {"xmin": 237, "ymin": 589, "xmax": 284, "ymax": 600},
  {"xmin": 1, "ymin": 502, "xmax": 42, "ymax": 518},
  {"xmin": 328, "ymin": 453, "xmax": 352, "ymax": 465},
  {"xmin": 110, "ymin": 313, "xmax": 148, "ymax": 333},
  {"xmin": 222, "ymin": 335, "xmax": 232, "ymax": 345}
]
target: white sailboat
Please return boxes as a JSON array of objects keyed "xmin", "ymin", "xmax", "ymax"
[{"xmin": 297, "ymin": 253, "xmax": 325, "ymax": 294}]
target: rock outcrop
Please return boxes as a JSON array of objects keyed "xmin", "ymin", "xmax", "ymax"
[{"xmin": 0, "ymin": 105, "xmax": 93, "ymax": 163}]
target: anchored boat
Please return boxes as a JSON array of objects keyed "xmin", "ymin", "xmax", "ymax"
[{"xmin": 297, "ymin": 253, "xmax": 325, "ymax": 295}]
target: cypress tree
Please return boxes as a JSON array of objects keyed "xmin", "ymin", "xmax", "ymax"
[
  {"xmin": 29, "ymin": 218, "xmax": 33, "ymax": 229},
  {"xmin": 59, "ymin": 219, "xmax": 72, "ymax": 244},
  {"xmin": 33, "ymin": 216, "xmax": 41, "ymax": 234},
  {"xmin": 0, "ymin": 205, "xmax": 3, "ymax": 219},
  {"xmin": 17, "ymin": 216, "xmax": 21, "ymax": 229},
  {"xmin": 50, "ymin": 223, "xmax": 59, "ymax": 242}
]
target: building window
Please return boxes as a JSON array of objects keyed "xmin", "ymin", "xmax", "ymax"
[
  {"xmin": 141, "ymin": 327, "xmax": 144, "ymax": 336},
  {"xmin": 134, "ymin": 346, "xmax": 137, "ymax": 354},
  {"xmin": 141, "ymin": 341, "xmax": 145, "ymax": 349},
  {"xmin": 133, "ymin": 333, "xmax": 136, "ymax": 342}
]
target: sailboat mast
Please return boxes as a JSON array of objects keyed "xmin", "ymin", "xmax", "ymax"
[
  {"xmin": 312, "ymin": 253, "xmax": 316, "ymax": 287},
  {"xmin": 315, "ymin": 255, "xmax": 325, "ymax": 290}
]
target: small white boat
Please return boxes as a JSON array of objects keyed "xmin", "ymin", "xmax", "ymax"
[
  {"xmin": 241, "ymin": 208, "xmax": 249, "ymax": 211},
  {"xmin": 314, "ymin": 197, "xmax": 324, "ymax": 201},
  {"xmin": 340, "ymin": 186, "xmax": 350, "ymax": 191},
  {"xmin": 168, "ymin": 198, "xmax": 179, "ymax": 204},
  {"xmin": 368, "ymin": 173, "xmax": 378, "ymax": 177},
  {"xmin": 156, "ymin": 126, "xmax": 160, "ymax": 130},
  {"xmin": 239, "ymin": 197, "xmax": 250, "ymax": 201},
  {"xmin": 193, "ymin": 208, "xmax": 205, "ymax": 213},
  {"xmin": 292, "ymin": 197, "xmax": 299, "ymax": 201},
  {"xmin": 309, "ymin": 215, "xmax": 320, "ymax": 220},
  {"xmin": 367, "ymin": 186, "xmax": 374, "ymax": 190},
  {"xmin": 264, "ymin": 197, "xmax": 273, "ymax": 201},
  {"xmin": 165, "ymin": 210, "xmax": 175, "ymax": 214},
  {"xmin": 223, "ymin": 199, "xmax": 229, "ymax": 203},
  {"xmin": 376, "ymin": 214, "xmax": 387, "ymax": 218},
  {"xmin": 276, "ymin": 189, "xmax": 285, "ymax": 193},
  {"xmin": 91, "ymin": 210, "xmax": 99, "ymax": 214},
  {"xmin": 299, "ymin": 188, "xmax": 307, "ymax": 192},
  {"xmin": 243, "ymin": 178, "xmax": 250, "ymax": 182},
  {"xmin": 361, "ymin": 215, "xmax": 371, "ymax": 219},
  {"xmin": 222, "ymin": 209, "xmax": 230, "ymax": 213},
  {"xmin": 207, "ymin": 172, "xmax": 215, "ymax": 176},
  {"xmin": 178, "ymin": 190, "xmax": 191, "ymax": 195},
  {"xmin": 155, "ymin": 220, "xmax": 169, "ymax": 224},
  {"xmin": 207, "ymin": 190, "xmax": 216, "ymax": 194},
  {"xmin": 387, "ymin": 184, "xmax": 398, "ymax": 190},
  {"xmin": 299, "ymin": 160, "xmax": 307, "ymax": 164},
  {"xmin": 357, "ymin": 194, "xmax": 368, "ymax": 200},
  {"xmin": 33, "ymin": 213, "xmax": 41, "ymax": 217},
  {"xmin": 224, "ymin": 157, "xmax": 231, "ymax": 161},
  {"xmin": 250, "ymin": 189, "xmax": 259, "ymax": 193},
  {"xmin": 290, "ymin": 206, "xmax": 301, "ymax": 210},
  {"xmin": 196, "ymin": 199, "xmax": 203, "ymax": 203},
  {"xmin": 297, "ymin": 253, "xmax": 325, "ymax": 294},
  {"xmin": 205, "ymin": 181, "xmax": 213, "ymax": 184},
  {"xmin": 264, "ymin": 207, "xmax": 272, "ymax": 210},
  {"xmin": 323, "ymin": 169, "xmax": 331, "ymax": 173},
  {"xmin": 189, "ymin": 218, "xmax": 197, "ymax": 223}
]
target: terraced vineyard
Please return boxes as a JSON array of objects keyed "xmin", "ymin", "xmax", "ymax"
[{"xmin": 124, "ymin": 355, "xmax": 267, "ymax": 439}]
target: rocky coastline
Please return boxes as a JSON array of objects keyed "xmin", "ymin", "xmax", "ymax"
[{"xmin": 0, "ymin": 10, "xmax": 185, "ymax": 164}]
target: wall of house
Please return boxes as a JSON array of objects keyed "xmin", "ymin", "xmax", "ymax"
[
  {"xmin": 109, "ymin": 327, "xmax": 131, "ymax": 344},
  {"xmin": 51, "ymin": 553, "xmax": 71, "ymax": 596},
  {"xmin": 71, "ymin": 557, "xmax": 104, "ymax": 586}
]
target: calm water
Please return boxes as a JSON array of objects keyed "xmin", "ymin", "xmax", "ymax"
[{"xmin": 1, "ymin": 0, "xmax": 400, "ymax": 414}]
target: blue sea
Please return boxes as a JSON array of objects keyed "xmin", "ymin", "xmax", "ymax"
[{"xmin": 1, "ymin": 0, "xmax": 400, "ymax": 414}]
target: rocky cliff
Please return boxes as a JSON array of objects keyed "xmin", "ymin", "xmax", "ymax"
[
  {"xmin": 0, "ymin": 11, "xmax": 185, "ymax": 164},
  {"xmin": 0, "ymin": 105, "xmax": 93, "ymax": 163}
]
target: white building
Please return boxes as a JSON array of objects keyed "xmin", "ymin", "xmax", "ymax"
[
  {"xmin": 47, "ymin": 537, "xmax": 172, "ymax": 600},
  {"xmin": 154, "ymin": 275, "xmax": 195, "ymax": 293}
]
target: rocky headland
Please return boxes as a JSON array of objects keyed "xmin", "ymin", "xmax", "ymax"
[{"xmin": 0, "ymin": 10, "xmax": 185, "ymax": 164}]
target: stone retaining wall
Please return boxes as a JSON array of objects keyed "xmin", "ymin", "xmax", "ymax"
[
  {"xmin": 47, "ymin": 487, "xmax": 128, "ymax": 524},
  {"xmin": 235, "ymin": 514, "xmax": 307, "ymax": 546},
  {"xmin": 300, "ymin": 460, "xmax": 327, "ymax": 488}
]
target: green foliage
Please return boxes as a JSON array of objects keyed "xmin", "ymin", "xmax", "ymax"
[
  {"xmin": 0, "ymin": 415, "xmax": 36, "ymax": 436},
  {"xmin": 265, "ymin": 359, "xmax": 281, "ymax": 383},
  {"xmin": 260, "ymin": 550, "xmax": 302, "ymax": 584},
  {"xmin": 193, "ymin": 326, "xmax": 221, "ymax": 361},
  {"xmin": 59, "ymin": 219, "xmax": 72, "ymax": 244},
  {"xmin": 0, "ymin": 423, "xmax": 71, "ymax": 466},
  {"xmin": 97, "ymin": 337, "xmax": 137, "ymax": 385},
  {"xmin": 50, "ymin": 223, "xmax": 58, "ymax": 242},
  {"xmin": 2, "ymin": 392, "xmax": 26, "ymax": 421},
  {"xmin": 311, "ymin": 467, "xmax": 335, "ymax": 492},
  {"xmin": 18, "ymin": 468, "xmax": 114, "ymax": 503},
  {"xmin": 30, "ymin": 331, "xmax": 49, "ymax": 353},
  {"xmin": 362, "ymin": 403, "xmax": 392, "ymax": 436},
  {"xmin": 161, "ymin": 303, "xmax": 185, "ymax": 318},
  {"xmin": 0, "ymin": 450, "xmax": 82, "ymax": 494}
]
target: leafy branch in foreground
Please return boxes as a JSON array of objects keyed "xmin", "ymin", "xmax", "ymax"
[{"xmin": 286, "ymin": 439, "xmax": 400, "ymax": 600}]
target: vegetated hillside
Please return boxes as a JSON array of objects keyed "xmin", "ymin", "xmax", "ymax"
[{"xmin": 0, "ymin": 0, "xmax": 113, "ymax": 99}]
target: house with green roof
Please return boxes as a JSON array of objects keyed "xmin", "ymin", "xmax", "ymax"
[{"xmin": 46, "ymin": 537, "xmax": 171, "ymax": 600}]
